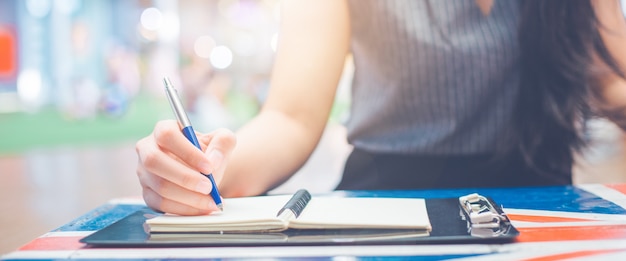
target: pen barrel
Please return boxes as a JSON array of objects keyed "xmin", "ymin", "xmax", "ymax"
[
  {"xmin": 205, "ymin": 174, "xmax": 222, "ymax": 206},
  {"xmin": 163, "ymin": 77, "xmax": 223, "ymax": 209},
  {"xmin": 181, "ymin": 125, "xmax": 223, "ymax": 206},
  {"xmin": 181, "ymin": 126, "xmax": 202, "ymax": 150},
  {"xmin": 164, "ymin": 78, "xmax": 192, "ymax": 127}
]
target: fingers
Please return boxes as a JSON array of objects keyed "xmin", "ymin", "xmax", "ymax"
[
  {"xmin": 142, "ymin": 184, "xmax": 217, "ymax": 216},
  {"xmin": 137, "ymin": 133, "xmax": 214, "ymax": 195},
  {"xmin": 153, "ymin": 120, "xmax": 213, "ymax": 174},
  {"xmin": 136, "ymin": 139, "xmax": 219, "ymax": 215},
  {"xmin": 135, "ymin": 121, "xmax": 237, "ymax": 215},
  {"xmin": 199, "ymin": 128, "xmax": 237, "ymax": 181}
]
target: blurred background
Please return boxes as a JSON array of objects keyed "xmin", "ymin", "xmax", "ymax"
[
  {"xmin": 0, "ymin": 0, "xmax": 625, "ymax": 255},
  {"xmin": 0, "ymin": 0, "xmax": 352, "ymax": 254},
  {"xmin": 0, "ymin": 0, "xmax": 308, "ymax": 151}
]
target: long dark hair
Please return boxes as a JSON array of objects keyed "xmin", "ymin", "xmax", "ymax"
[{"xmin": 513, "ymin": 0, "xmax": 625, "ymax": 182}]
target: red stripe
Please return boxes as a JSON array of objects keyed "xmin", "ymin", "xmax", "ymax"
[
  {"xmin": 508, "ymin": 214, "xmax": 594, "ymax": 223},
  {"xmin": 517, "ymin": 225, "xmax": 626, "ymax": 242},
  {"xmin": 606, "ymin": 184, "xmax": 626, "ymax": 195},
  {"xmin": 520, "ymin": 249, "xmax": 623, "ymax": 261},
  {"xmin": 18, "ymin": 236, "xmax": 86, "ymax": 251}
]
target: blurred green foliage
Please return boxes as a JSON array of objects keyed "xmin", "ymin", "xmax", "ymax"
[{"xmin": 0, "ymin": 94, "xmax": 170, "ymax": 155}]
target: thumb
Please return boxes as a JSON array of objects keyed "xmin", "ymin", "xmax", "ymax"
[{"xmin": 200, "ymin": 128, "xmax": 237, "ymax": 178}]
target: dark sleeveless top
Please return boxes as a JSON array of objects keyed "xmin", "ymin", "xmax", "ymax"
[{"xmin": 346, "ymin": 0, "xmax": 520, "ymax": 155}]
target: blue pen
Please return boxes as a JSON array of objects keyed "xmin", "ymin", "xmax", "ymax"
[{"xmin": 163, "ymin": 77, "xmax": 224, "ymax": 211}]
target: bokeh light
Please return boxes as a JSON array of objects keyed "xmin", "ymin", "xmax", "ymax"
[
  {"xmin": 140, "ymin": 7, "xmax": 162, "ymax": 31},
  {"xmin": 25, "ymin": 0, "xmax": 51, "ymax": 18},
  {"xmin": 17, "ymin": 69, "xmax": 43, "ymax": 107},
  {"xmin": 210, "ymin": 45, "xmax": 233, "ymax": 69},
  {"xmin": 158, "ymin": 11, "xmax": 179, "ymax": 42},
  {"xmin": 54, "ymin": 0, "xmax": 80, "ymax": 15},
  {"xmin": 194, "ymin": 35, "xmax": 216, "ymax": 59},
  {"xmin": 271, "ymin": 33, "xmax": 278, "ymax": 52}
]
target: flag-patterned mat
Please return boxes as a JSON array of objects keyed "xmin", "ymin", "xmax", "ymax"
[{"xmin": 3, "ymin": 184, "xmax": 626, "ymax": 261}]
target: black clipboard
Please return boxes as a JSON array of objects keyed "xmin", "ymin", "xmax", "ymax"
[{"xmin": 80, "ymin": 194, "xmax": 519, "ymax": 246}]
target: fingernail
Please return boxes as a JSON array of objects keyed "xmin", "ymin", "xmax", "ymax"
[
  {"xmin": 207, "ymin": 150, "xmax": 223, "ymax": 172},
  {"xmin": 195, "ymin": 181, "xmax": 213, "ymax": 195}
]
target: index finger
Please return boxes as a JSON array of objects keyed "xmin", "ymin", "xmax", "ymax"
[{"xmin": 153, "ymin": 120, "xmax": 214, "ymax": 174}]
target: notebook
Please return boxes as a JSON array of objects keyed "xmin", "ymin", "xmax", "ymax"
[
  {"xmin": 147, "ymin": 189, "xmax": 432, "ymax": 233},
  {"xmin": 148, "ymin": 228, "xmax": 430, "ymax": 243},
  {"xmin": 80, "ymin": 193, "xmax": 519, "ymax": 246}
]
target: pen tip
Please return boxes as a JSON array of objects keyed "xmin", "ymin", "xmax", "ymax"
[{"xmin": 217, "ymin": 204, "xmax": 224, "ymax": 211}]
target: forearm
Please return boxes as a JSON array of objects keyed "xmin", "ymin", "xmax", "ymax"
[
  {"xmin": 218, "ymin": 0, "xmax": 350, "ymax": 197},
  {"xmin": 220, "ymin": 109, "xmax": 326, "ymax": 197}
]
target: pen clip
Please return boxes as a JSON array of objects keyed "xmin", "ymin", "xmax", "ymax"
[{"xmin": 276, "ymin": 189, "xmax": 312, "ymax": 218}]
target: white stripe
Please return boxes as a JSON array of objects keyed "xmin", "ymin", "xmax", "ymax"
[
  {"xmin": 1, "ymin": 251, "xmax": 74, "ymax": 260},
  {"xmin": 447, "ymin": 239, "xmax": 626, "ymax": 261},
  {"xmin": 503, "ymin": 208, "xmax": 626, "ymax": 221},
  {"xmin": 108, "ymin": 197, "xmax": 146, "ymax": 205},
  {"xmin": 577, "ymin": 184, "xmax": 626, "ymax": 211},
  {"xmin": 565, "ymin": 250, "xmax": 626, "ymax": 261},
  {"xmin": 69, "ymin": 245, "xmax": 494, "ymax": 259},
  {"xmin": 40, "ymin": 231, "xmax": 94, "ymax": 237}
]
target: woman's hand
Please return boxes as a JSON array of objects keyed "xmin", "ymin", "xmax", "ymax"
[{"xmin": 135, "ymin": 120, "xmax": 236, "ymax": 215}]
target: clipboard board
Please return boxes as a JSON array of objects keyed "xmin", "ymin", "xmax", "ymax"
[{"xmin": 80, "ymin": 193, "xmax": 519, "ymax": 246}]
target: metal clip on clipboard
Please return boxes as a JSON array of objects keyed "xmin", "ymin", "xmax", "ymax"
[{"xmin": 458, "ymin": 193, "xmax": 512, "ymax": 237}]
